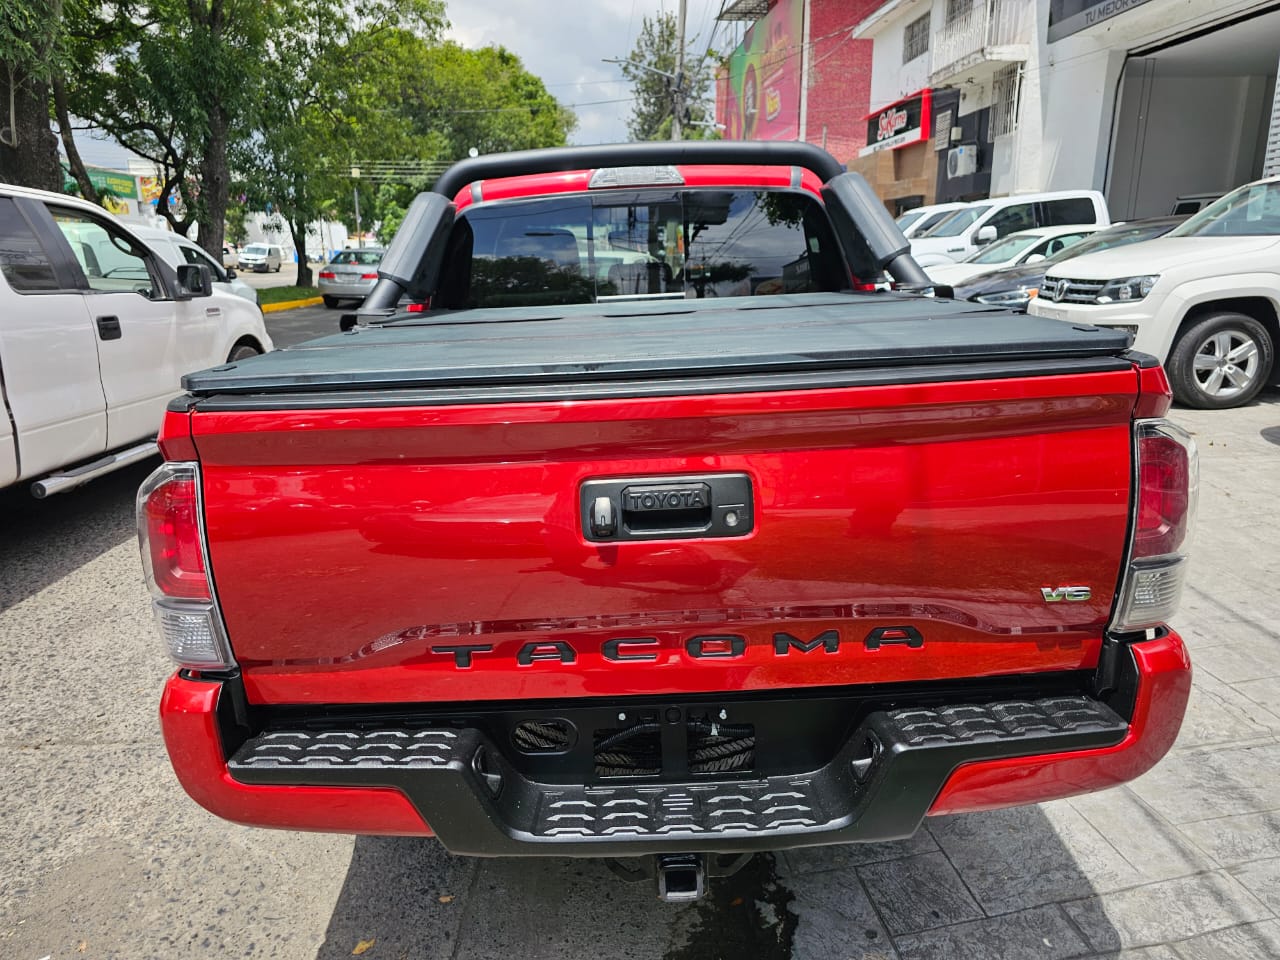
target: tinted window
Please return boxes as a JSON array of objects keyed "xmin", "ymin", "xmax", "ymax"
[
  {"xmin": 987, "ymin": 202, "xmax": 1035, "ymax": 238},
  {"xmin": 439, "ymin": 190, "xmax": 848, "ymax": 309},
  {"xmin": 924, "ymin": 205, "xmax": 989, "ymax": 237},
  {"xmin": 48, "ymin": 207, "xmax": 158, "ymax": 297},
  {"xmin": 0, "ymin": 198, "xmax": 59, "ymax": 292},
  {"xmin": 1040, "ymin": 197, "xmax": 1097, "ymax": 226},
  {"xmin": 327, "ymin": 250, "xmax": 384, "ymax": 266}
]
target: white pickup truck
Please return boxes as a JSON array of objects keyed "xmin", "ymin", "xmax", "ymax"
[
  {"xmin": 0, "ymin": 185, "xmax": 272, "ymax": 496},
  {"xmin": 1030, "ymin": 177, "xmax": 1279, "ymax": 409}
]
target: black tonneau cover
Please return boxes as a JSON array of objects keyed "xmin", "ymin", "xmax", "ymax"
[{"xmin": 184, "ymin": 292, "xmax": 1133, "ymax": 397}]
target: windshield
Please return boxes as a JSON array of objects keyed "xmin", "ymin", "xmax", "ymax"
[
  {"xmin": 964, "ymin": 233, "xmax": 1042, "ymax": 264},
  {"xmin": 1171, "ymin": 181, "xmax": 1280, "ymax": 237},
  {"xmin": 327, "ymin": 250, "xmax": 384, "ymax": 266},
  {"xmin": 435, "ymin": 189, "xmax": 853, "ymax": 310},
  {"xmin": 244, "ymin": 244, "xmax": 269, "ymax": 254},
  {"xmin": 922, "ymin": 205, "xmax": 990, "ymax": 238},
  {"xmin": 895, "ymin": 210, "xmax": 926, "ymax": 231}
]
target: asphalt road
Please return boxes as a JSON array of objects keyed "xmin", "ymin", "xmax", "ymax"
[{"xmin": 2, "ymin": 319, "xmax": 1279, "ymax": 957}]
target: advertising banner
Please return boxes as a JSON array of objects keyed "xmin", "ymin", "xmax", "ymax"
[
  {"xmin": 1048, "ymin": 0, "xmax": 1155, "ymax": 42},
  {"xmin": 715, "ymin": 0, "xmax": 805, "ymax": 141},
  {"xmin": 62, "ymin": 165, "xmax": 140, "ymax": 199},
  {"xmin": 859, "ymin": 89, "xmax": 933, "ymax": 156}
]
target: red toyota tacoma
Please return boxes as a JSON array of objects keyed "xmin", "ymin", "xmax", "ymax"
[{"xmin": 140, "ymin": 143, "xmax": 1196, "ymax": 900}]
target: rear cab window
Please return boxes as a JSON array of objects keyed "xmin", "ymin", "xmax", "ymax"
[
  {"xmin": 436, "ymin": 189, "xmax": 851, "ymax": 309},
  {"xmin": 1041, "ymin": 197, "xmax": 1098, "ymax": 227}
]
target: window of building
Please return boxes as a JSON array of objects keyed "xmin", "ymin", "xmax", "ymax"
[
  {"xmin": 903, "ymin": 13, "xmax": 930, "ymax": 63},
  {"xmin": 945, "ymin": 0, "xmax": 973, "ymax": 25},
  {"xmin": 990, "ymin": 63, "xmax": 1022, "ymax": 138}
]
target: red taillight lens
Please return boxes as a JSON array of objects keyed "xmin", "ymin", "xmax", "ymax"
[
  {"xmin": 1134, "ymin": 431, "xmax": 1192, "ymax": 559},
  {"xmin": 360, "ymin": 272, "xmax": 378, "ymax": 280},
  {"xmin": 318, "ymin": 270, "xmax": 336, "ymax": 279},
  {"xmin": 140, "ymin": 466, "xmax": 210, "ymax": 601},
  {"xmin": 405, "ymin": 302, "xmax": 427, "ymax": 313}
]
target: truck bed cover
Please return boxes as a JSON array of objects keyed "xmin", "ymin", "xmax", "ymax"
[{"xmin": 183, "ymin": 292, "xmax": 1134, "ymax": 400}]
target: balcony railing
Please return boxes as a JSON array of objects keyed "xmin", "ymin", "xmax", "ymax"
[{"xmin": 931, "ymin": 0, "xmax": 1032, "ymax": 82}]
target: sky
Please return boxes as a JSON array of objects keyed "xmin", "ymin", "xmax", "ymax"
[{"xmin": 444, "ymin": 0, "xmax": 742, "ymax": 145}]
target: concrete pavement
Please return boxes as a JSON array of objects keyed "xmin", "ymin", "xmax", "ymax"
[{"xmin": 0, "ymin": 356, "xmax": 1277, "ymax": 957}]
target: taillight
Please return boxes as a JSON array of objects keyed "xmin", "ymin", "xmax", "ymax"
[
  {"xmin": 360, "ymin": 272, "xmax": 378, "ymax": 280},
  {"xmin": 137, "ymin": 462, "xmax": 234, "ymax": 670},
  {"xmin": 318, "ymin": 270, "xmax": 336, "ymax": 279},
  {"xmin": 1111, "ymin": 420, "xmax": 1198, "ymax": 633}
]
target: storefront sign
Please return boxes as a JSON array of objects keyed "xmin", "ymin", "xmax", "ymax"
[
  {"xmin": 1048, "ymin": 0, "xmax": 1155, "ymax": 42},
  {"xmin": 62, "ymin": 165, "xmax": 139, "ymax": 199},
  {"xmin": 858, "ymin": 90, "xmax": 932, "ymax": 156},
  {"xmin": 714, "ymin": 0, "xmax": 804, "ymax": 141}
]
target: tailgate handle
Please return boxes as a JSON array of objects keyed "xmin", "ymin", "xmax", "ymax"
[{"xmin": 581, "ymin": 473, "xmax": 753, "ymax": 542}]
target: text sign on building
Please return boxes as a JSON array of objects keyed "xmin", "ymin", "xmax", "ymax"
[
  {"xmin": 1048, "ymin": 0, "xmax": 1155, "ymax": 43},
  {"xmin": 715, "ymin": 0, "xmax": 804, "ymax": 142},
  {"xmin": 858, "ymin": 90, "xmax": 932, "ymax": 156}
]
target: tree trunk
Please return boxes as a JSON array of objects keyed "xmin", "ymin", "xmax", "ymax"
[
  {"xmin": 52, "ymin": 75, "xmax": 97, "ymax": 203},
  {"xmin": 0, "ymin": 64, "xmax": 61, "ymax": 191},
  {"xmin": 196, "ymin": 104, "xmax": 229, "ymax": 257},
  {"xmin": 289, "ymin": 218, "xmax": 312, "ymax": 287}
]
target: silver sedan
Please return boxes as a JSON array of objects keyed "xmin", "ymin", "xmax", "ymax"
[{"xmin": 318, "ymin": 248, "xmax": 385, "ymax": 308}]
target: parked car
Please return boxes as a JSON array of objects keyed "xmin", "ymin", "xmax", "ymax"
[
  {"xmin": 911, "ymin": 190, "xmax": 1110, "ymax": 267},
  {"xmin": 222, "ymin": 245, "xmax": 238, "ymax": 269},
  {"xmin": 318, "ymin": 248, "xmax": 385, "ymax": 308},
  {"xmin": 925, "ymin": 225, "xmax": 1098, "ymax": 286},
  {"xmin": 0, "ymin": 183, "xmax": 272, "ymax": 496},
  {"xmin": 141, "ymin": 141, "xmax": 1194, "ymax": 902},
  {"xmin": 1030, "ymin": 177, "xmax": 1280, "ymax": 408},
  {"xmin": 238, "ymin": 243, "xmax": 284, "ymax": 272},
  {"xmin": 894, "ymin": 201, "xmax": 968, "ymax": 239},
  {"xmin": 134, "ymin": 226, "xmax": 258, "ymax": 304},
  {"xmin": 952, "ymin": 217, "xmax": 1184, "ymax": 310}
]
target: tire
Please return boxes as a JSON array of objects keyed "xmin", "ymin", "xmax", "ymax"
[
  {"xmin": 323, "ymin": 295, "xmax": 339, "ymax": 309},
  {"xmin": 227, "ymin": 342, "xmax": 261, "ymax": 364},
  {"xmin": 1167, "ymin": 311, "xmax": 1274, "ymax": 409}
]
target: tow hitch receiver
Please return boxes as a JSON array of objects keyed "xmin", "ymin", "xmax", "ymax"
[{"xmin": 656, "ymin": 853, "xmax": 706, "ymax": 903}]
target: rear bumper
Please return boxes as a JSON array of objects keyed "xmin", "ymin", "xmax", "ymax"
[{"xmin": 159, "ymin": 633, "xmax": 1190, "ymax": 850}]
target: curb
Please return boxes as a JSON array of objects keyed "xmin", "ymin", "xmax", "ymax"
[{"xmin": 261, "ymin": 296, "xmax": 324, "ymax": 313}]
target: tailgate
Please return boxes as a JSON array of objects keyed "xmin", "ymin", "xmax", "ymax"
[{"xmin": 193, "ymin": 367, "xmax": 1138, "ymax": 705}]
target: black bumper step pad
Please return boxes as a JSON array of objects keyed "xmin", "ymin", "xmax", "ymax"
[{"xmin": 228, "ymin": 694, "xmax": 1126, "ymax": 856}]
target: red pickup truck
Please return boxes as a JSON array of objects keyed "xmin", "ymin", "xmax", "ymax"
[{"xmin": 140, "ymin": 142, "xmax": 1195, "ymax": 901}]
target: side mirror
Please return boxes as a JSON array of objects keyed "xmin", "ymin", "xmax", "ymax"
[
  {"xmin": 1024, "ymin": 253, "xmax": 1045, "ymax": 264},
  {"xmin": 225, "ymin": 267, "xmax": 237, "ymax": 279},
  {"xmin": 974, "ymin": 225, "xmax": 998, "ymax": 246},
  {"xmin": 176, "ymin": 263, "xmax": 213, "ymax": 299}
]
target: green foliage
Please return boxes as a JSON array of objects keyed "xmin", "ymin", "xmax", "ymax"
[{"xmin": 620, "ymin": 13, "xmax": 715, "ymax": 141}]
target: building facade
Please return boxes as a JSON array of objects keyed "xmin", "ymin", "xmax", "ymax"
[{"xmin": 853, "ymin": 0, "xmax": 1280, "ymax": 216}]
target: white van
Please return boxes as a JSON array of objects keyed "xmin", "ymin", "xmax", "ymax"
[
  {"xmin": 133, "ymin": 225, "xmax": 258, "ymax": 303},
  {"xmin": 238, "ymin": 243, "xmax": 284, "ymax": 272},
  {"xmin": 0, "ymin": 184, "xmax": 272, "ymax": 496},
  {"xmin": 911, "ymin": 191, "xmax": 1110, "ymax": 267}
]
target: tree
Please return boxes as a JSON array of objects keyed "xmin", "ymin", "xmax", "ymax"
[
  {"xmin": 241, "ymin": 0, "xmax": 446, "ymax": 285},
  {"xmin": 67, "ymin": 0, "xmax": 270, "ymax": 255},
  {"xmin": 619, "ymin": 13, "xmax": 715, "ymax": 142},
  {"xmin": 0, "ymin": 0, "xmax": 65, "ymax": 190}
]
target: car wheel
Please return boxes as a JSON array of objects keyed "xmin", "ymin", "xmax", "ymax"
[
  {"xmin": 323, "ymin": 296, "xmax": 339, "ymax": 309},
  {"xmin": 1167, "ymin": 312, "xmax": 1274, "ymax": 409},
  {"xmin": 227, "ymin": 342, "xmax": 261, "ymax": 364}
]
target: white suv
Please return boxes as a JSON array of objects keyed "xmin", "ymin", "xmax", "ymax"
[
  {"xmin": 1029, "ymin": 177, "xmax": 1280, "ymax": 409},
  {"xmin": 911, "ymin": 190, "xmax": 1110, "ymax": 267}
]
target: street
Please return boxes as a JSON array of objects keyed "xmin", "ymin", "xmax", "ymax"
[{"xmin": 0, "ymin": 306, "xmax": 1278, "ymax": 958}]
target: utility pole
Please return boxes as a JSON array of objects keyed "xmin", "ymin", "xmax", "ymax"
[
  {"xmin": 671, "ymin": 0, "xmax": 688, "ymax": 140},
  {"xmin": 350, "ymin": 165, "xmax": 362, "ymax": 248}
]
